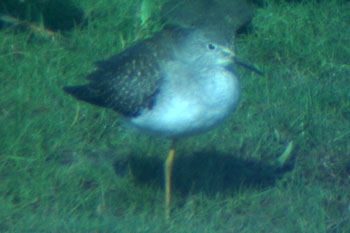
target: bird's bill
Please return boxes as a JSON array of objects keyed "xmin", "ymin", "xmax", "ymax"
[{"xmin": 234, "ymin": 58, "xmax": 264, "ymax": 76}]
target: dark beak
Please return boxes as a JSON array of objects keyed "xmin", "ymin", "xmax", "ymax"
[{"xmin": 234, "ymin": 58, "xmax": 264, "ymax": 76}]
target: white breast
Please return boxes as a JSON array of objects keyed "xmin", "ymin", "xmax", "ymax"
[{"xmin": 130, "ymin": 66, "xmax": 240, "ymax": 138}]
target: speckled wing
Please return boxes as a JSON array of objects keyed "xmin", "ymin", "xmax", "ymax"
[{"xmin": 63, "ymin": 27, "xmax": 189, "ymax": 117}]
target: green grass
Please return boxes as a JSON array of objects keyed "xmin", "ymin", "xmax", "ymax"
[{"xmin": 1, "ymin": 0, "xmax": 350, "ymax": 232}]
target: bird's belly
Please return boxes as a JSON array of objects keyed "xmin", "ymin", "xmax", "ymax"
[{"xmin": 130, "ymin": 80, "xmax": 240, "ymax": 138}]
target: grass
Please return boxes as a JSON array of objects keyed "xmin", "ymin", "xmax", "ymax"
[{"xmin": 1, "ymin": 0, "xmax": 350, "ymax": 232}]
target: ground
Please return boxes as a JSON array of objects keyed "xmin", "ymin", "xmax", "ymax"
[{"xmin": 0, "ymin": 0, "xmax": 349, "ymax": 232}]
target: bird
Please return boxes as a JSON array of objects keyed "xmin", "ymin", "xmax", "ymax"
[{"xmin": 63, "ymin": 24, "xmax": 262, "ymax": 217}]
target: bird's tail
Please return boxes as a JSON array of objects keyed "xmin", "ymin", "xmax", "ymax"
[{"xmin": 63, "ymin": 85, "xmax": 110, "ymax": 108}]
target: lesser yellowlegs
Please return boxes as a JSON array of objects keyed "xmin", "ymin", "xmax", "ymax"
[{"xmin": 63, "ymin": 25, "xmax": 261, "ymax": 217}]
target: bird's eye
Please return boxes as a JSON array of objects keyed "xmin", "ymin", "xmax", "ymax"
[{"xmin": 207, "ymin": 43, "xmax": 216, "ymax": 50}]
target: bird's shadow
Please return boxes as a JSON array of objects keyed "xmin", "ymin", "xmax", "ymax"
[{"xmin": 114, "ymin": 149, "xmax": 292, "ymax": 198}]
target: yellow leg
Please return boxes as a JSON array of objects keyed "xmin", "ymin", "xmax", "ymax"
[{"xmin": 165, "ymin": 140, "xmax": 177, "ymax": 218}]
